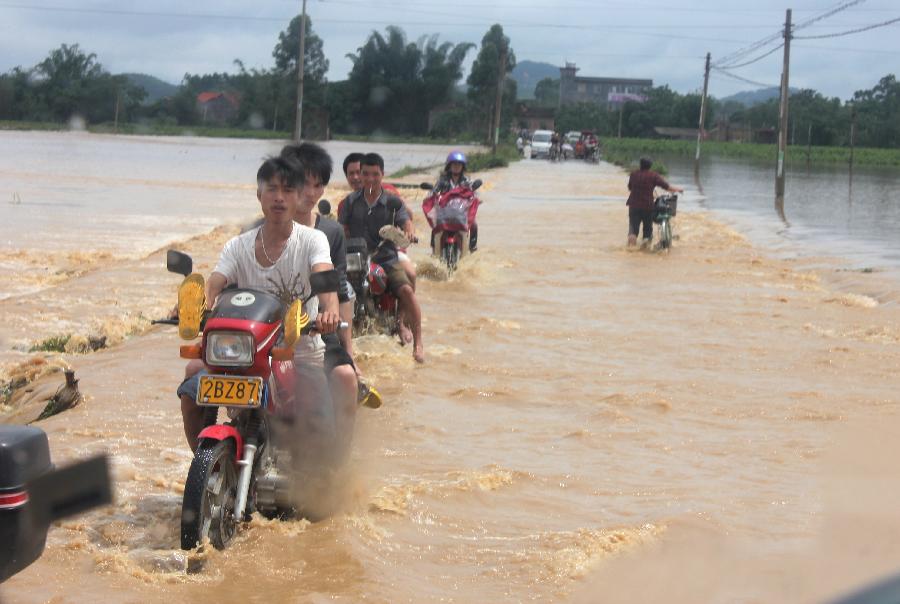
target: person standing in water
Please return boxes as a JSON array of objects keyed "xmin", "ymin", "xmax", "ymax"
[{"xmin": 626, "ymin": 157, "xmax": 683, "ymax": 247}]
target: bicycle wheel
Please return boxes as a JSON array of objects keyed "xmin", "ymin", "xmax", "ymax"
[{"xmin": 659, "ymin": 219, "xmax": 673, "ymax": 249}]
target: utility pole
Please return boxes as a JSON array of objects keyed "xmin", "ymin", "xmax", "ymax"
[
  {"xmin": 491, "ymin": 49, "xmax": 507, "ymax": 153},
  {"xmin": 293, "ymin": 0, "xmax": 307, "ymax": 142},
  {"xmin": 113, "ymin": 89, "xmax": 121, "ymax": 132},
  {"xmin": 694, "ymin": 52, "xmax": 711, "ymax": 170},
  {"xmin": 617, "ymin": 103, "xmax": 623, "ymax": 138},
  {"xmin": 849, "ymin": 104, "xmax": 857, "ymax": 171},
  {"xmin": 775, "ymin": 8, "xmax": 792, "ymax": 199}
]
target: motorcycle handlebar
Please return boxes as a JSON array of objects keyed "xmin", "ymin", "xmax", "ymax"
[
  {"xmin": 151, "ymin": 318, "xmax": 179, "ymax": 325},
  {"xmin": 301, "ymin": 321, "xmax": 350, "ymax": 335}
]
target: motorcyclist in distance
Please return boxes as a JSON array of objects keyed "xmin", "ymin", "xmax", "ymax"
[{"xmin": 433, "ymin": 151, "xmax": 478, "ymax": 252}]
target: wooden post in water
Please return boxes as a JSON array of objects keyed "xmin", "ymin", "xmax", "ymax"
[
  {"xmin": 849, "ymin": 105, "xmax": 856, "ymax": 176},
  {"xmin": 775, "ymin": 8, "xmax": 792, "ymax": 200},
  {"xmin": 694, "ymin": 52, "xmax": 711, "ymax": 172}
]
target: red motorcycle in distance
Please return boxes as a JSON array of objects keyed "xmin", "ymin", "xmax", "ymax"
[
  {"xmin": 157, "ymin": 250, "xmax": 343, "ymax": 550},
  {"xmin": 421, "ymin": 179, "xmax": 482, "ymax": 272},
  {"xmin": 344, "ymin": 236, "xmax": 403, "ymax": 337}
]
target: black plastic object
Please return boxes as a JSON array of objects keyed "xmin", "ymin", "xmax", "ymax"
[
  {"xmin": 1, "ymin": 426, "xmax": 112, "ymax": 583},
  {"xmin": 209, "ymin": 289, "xmax": 284, "ymax": 323},
  {"xmin": 471, "ymin": 179, "xmax": 483, "ymax": 191},
  {"xmin": 166, "ymin": 250, "xmax": 193, "ymax": 277},
  {"xmin": 309, "ymin": 269, "xmax": 340, "ymax": 296}
]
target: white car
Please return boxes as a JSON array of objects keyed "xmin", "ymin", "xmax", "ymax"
[{"xmin": 530, "ymin": 130, "xmax": 553, "ymax": 159}]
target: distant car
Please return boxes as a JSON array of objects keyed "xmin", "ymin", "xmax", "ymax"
[
  {"xmin": 565, "ymin": 131, "xmax": 581, "ymax": 145},
  {"xmin": 531, "ymin": 130, "xmax": 553, "ymax": 159}
]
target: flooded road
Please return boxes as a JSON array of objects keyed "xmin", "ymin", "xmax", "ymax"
[{"xmin": 3, "ymin": 136, "xmax": 900, "ymax": 603}]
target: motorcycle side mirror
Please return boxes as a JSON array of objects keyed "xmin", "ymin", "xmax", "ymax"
[
  {"xmin": 471, "ymin": 179, "xmax": 483, "ymax": 191},
  {"xmin": 308, "ymin": 269, "xmax": 340, "ymax": 298},
  {"xmin": 282, "ymin": 300, "xmax": 310, "ymax": 348},
  {"xmin": 419, "ymin": 182, "xmax": 433, "ymax": 190},
  {"xmin": 166, "ymin": 250, "xmax": 193, "ymax": 276},
  {"xmin": 317, "ymin": 199, "xmax": 331, "ymax": 215}
]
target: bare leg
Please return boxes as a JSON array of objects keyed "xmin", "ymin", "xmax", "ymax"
[
  {"xmin": 329, "ymin": 364, "xmax": 358, "ymax": 459},
  {"xmin": 627, "ymin": 234, "xmax": 637, "ymax": 246},
  {"xmin": 338, "ymin": 300, "xmax": 355, "ymax": 363},
  {"xmin": 180, "ymin": 359, "xmax": 206, "ymax": 451},
  {"xmin": 181, "ymin": 394, "xmax": 204, "ymax": 452},
  {"xmin": 396, "ymin": 284, "xmax": 423, "ymax": 363},
  {"xmin": 399, "ymin": 256, "xmax": 417, "ymax": 291}
]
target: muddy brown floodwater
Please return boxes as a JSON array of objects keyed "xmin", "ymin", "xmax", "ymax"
[{"xmin": 3, "ymin": 149, "xmax": 900, "ymax": 603}]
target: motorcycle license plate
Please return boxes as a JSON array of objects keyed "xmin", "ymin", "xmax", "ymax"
[{"xmin": 197, "ymin": 375, "xmax": 262, "ymax": 407}]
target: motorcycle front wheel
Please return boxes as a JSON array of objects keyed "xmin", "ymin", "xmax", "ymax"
[
  {"xmin": 181, "ymin": 438, "xmax": 239, "ymax": 550},
  {"xmin": 442, "ymin": 240, "xmax": 460, "ymax": 272}
]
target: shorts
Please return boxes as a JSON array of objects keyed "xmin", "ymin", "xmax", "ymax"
[
  {"xmin": 177, "ymin": 368, "xmax": 207, "ymax": 400},
  {"xmin": 386, "ymin": 263, "xmax": 412, "ymax": 295},
  {"xmin": 628, "ymin": 207, "xmax": 653, "ymax": 239},
  {"xmin": 398, "ymin": 251, "xmax": 410, "ymax": 263},
  {"xmin": 323, "ymin": 332, "xmax": 354, "ymax": 373},
  {"xmin": 338, "ymin": 279, "xmax": 356, "ymax": 303}
]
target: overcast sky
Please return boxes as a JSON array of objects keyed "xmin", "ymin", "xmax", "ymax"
[{"xmin": 0, "ymin": 0, "xmax": 897, "ymax": 100}]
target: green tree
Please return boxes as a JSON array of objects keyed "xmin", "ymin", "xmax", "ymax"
[
  {"xmin": 533, "ymin": 77, "xmax": 559, "ymax": 107},
  {"xmin": 343, "ymin": 26, "xmax": 473, "ymax": 135},
  {"xmin": 467, "ymin": 24, "xmax": 516, "ymax": 141},
  {"xmin": 853, "ymin": 74, "xmax": 899, "ymax": 148}
]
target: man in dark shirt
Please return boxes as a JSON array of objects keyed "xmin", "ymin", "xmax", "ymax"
[
  {"xmin": 338, "ymin": 153, "xmax": 424, "ymax": 363},
  {"xmin": 626, "ymin": 157, "xmax": 683, "ymax": 247}
]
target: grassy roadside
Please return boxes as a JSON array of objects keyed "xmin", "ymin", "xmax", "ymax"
[
  {"xmin": 389, "ymin": 144, "xmax": 521, "ymax": 179},
  {"xmin": 602, "ymin": 137, "xmax": 900, "ymax": 169}
]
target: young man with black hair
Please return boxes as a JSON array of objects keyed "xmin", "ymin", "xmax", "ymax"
[
  {"xmin": 626, "ymin": 157, "xmax": 683, "ymax": 247},
  {"xmin": 339, "ymin": 152, "xmax": 425, "ymax": 363},
  {"xmin": 280, "ymin": 142, "xmax": 361, "ymax": 453}
]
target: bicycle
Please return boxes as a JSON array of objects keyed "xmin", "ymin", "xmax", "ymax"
[{"xmin": 652, "ymin": 193, "xmax": 678, "ymax": 250}]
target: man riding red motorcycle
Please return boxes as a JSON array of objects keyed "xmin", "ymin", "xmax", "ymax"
[{"xmin": 171, "ymin": 156, "xmax": 343, "ymax": 550}]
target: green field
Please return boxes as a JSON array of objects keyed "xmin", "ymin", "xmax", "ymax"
[{"xmin": 602, "ymin": 138, "xmax": 900, "ymax": 170}]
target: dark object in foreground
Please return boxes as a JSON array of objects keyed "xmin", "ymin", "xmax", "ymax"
[{"xmin": 0, "ymin": 426, "xmax": 112, "ymax": 582}]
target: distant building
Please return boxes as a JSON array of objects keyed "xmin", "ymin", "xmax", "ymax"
[
  {"xmin": 196, "ymin": 92, "xmax": 239, "ymax": 124},
  {"xmin": 558, "ymin": 63, "xmax": 652, "ymax": 109},
  {"xmin": 515, "ymin": 103, "xmax": 556, "ymax": 132}
]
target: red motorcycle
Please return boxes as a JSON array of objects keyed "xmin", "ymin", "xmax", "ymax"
[
  {"xmin": 421, "ymin": 179, "xmax": 482, "ymax": 272},
  {"xmin": 159, "ymin": 250, "xmax": 343, "ymax": 550},
  {"xmin": 345, "ymin": 237, "xmax": 401, "ymax": 337}
]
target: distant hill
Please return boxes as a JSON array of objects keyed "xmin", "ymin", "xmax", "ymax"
[
  {"xmin": 512, "ymin": 60, "xmax": 559, "ymax": 100},
  {"xmin": 121, "ymin": 73, "xmax": 179, "ymax": 104},
  {"xmin": 719, "ymin": 86, "xmax": 798, "ymax": 107}
]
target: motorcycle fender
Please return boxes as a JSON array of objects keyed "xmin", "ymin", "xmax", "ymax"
[{"xmin": 197, "ymin": 425, "xmax": 244, "ymax": 461}]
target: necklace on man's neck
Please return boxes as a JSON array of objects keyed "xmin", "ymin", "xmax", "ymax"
[{"xmin": 259, "ymin": 224, "xmax": 289, "ymax": 265}]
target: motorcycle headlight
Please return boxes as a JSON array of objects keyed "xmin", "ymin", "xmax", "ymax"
[{"xmin": 206, "ymin": 331, "xmax": 254, "ymax": 367}]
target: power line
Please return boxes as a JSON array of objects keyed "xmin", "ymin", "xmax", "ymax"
[
  {"xmin": 794, "ymin": 15, "xmax": 900, "ymax": 39},
  {"xmin": 711, "ymin": 67, "xmax": 777, "ymax": 89},
  {"xmin": 720, "ymin": 43, "xmax": 784, "ymax": 69},
  {"xmin": 792, "ymin": 0, "xmax": 867, "ymax": 31},
  {"xmin": 712, "ymin": 0, "xmax": 867, "ymax": 69}
]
